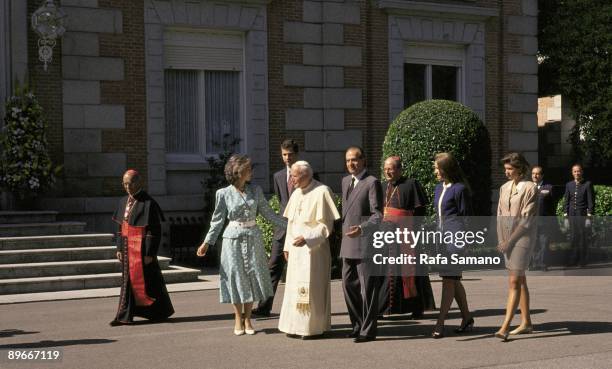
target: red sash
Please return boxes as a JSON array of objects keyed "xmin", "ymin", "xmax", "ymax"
[
  {"xmin": 121, "ymin": 221, "xmax": 155, "ymax": 307},
  {"xmin": 383, "ymin": 207, "xmax": 417, "ymax": 299}
]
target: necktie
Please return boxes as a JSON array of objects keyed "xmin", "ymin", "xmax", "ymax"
[
  {"xmin": 287, "ymin": 174, "xmax": 294, "ymax": 195},
  {"xmin": 347, "ymin": 177, "xmax": 355, "ymax": 199}
]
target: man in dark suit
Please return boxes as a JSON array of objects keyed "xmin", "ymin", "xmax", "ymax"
[
  {"xmin": 252, "ymin": 139, "xmax": 298, "ymax": 316},
  {"xmin": 531, "ymin": 166, "xmax": 555, "ymax": 271},
  {"xmin": 341, "ymin": 146, "xmax": 383, "ymax": 343},
  {"xmin": 563, "ymin": 164, "xmax": 595, "ymax": 267}
]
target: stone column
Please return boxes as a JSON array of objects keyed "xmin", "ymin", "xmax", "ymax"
[
  {"xmin": 61, "ymin": 1, "xmax": 127, "ymax": 195},
  {"xmin": 284, "ymin": 0, "xmax": 363, "ymax": 191},
  {"xmin": 506, "ymin": 0, "xmax": 539, "ymax": 164}
]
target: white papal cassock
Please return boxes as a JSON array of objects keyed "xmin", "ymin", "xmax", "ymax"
[{"xmin": 278, "ymin": 180, "xmax": 340, "ymax": 336}]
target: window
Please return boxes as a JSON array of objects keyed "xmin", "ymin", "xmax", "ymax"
[
  {"xmin": 404, "ymin": 44, "xmax": 464, "ymax": 108},
  {"xmin": 165, "ymin": 70, "xmax": 240, "ymax": 158},
  {"xmin": 163, "ymin": 29, "xmax": 244, "ymax": 162}
]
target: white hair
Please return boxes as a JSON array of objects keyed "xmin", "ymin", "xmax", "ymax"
[{"xmin": 291, "ymin": 160, "xmax": 313, "ymax": 178}]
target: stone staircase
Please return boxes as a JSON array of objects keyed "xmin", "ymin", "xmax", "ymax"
[{"xmin": 0, "ymin": 211, "xmax": 201, "ymax": 295}]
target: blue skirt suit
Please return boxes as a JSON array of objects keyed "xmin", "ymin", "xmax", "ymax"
[{"xmin": 204, "ymin": 185, "xmax": 287, "ymax": 303}]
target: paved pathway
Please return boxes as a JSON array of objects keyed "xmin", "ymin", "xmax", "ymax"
[{"xmin": 1, "ymin": 273, "xmax": 611, "ymax": 369}]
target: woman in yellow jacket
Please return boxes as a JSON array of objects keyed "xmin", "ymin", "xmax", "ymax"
[{"xmin": 495, "ymin": 152, "xmax": 538, "ymax": 341}]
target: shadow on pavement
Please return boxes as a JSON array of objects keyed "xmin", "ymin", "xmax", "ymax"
[
  {"xmin": 0, "ymin": 339, "xmax": 116, "ymax": 349},
  {"xmin": 0, "ymin": 329, "xmax": 39, "ymax": 338},
  {"xmin": 166, "ymin": 313, "xmax": 235, "ymax": 323},
  {"xmin": 448, "ymin": 308, "xmax": 547, "ymax": 320},
  {"xmin": 457, "ymin": 321, "xmax": 612, "ymax": 342}
]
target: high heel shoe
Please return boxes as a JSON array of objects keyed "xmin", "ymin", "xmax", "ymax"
[
  {"xmin": 244, "ymin": 319, "xmax": 256, "ymax": 335},
  {"xmin": 509, "ymin": 325, "xmax": 533, "ymax": 335},
  {"xmin": 234, "ymin": 319, "xmax": 245, "ymax": 336},
  {"xmin": 454, "ymin": 317, "xmax": 475, "ymax": 333},
  {"xmin": 431, "ymin": 325, "xmax": 445, "ymax": 339},
  {"xmin": 494, "ymin": 331, "xmax": 509, "ymax": 341}
]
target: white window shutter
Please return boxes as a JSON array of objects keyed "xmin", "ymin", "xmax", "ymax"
[{"xmin": 163, "ymin": 29, "xmax": 244, "ymax": 71}]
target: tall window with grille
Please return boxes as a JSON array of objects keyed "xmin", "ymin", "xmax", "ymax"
[{"xmin": 163, "ymin": 30, "xmax": 243, "ymax": 162}]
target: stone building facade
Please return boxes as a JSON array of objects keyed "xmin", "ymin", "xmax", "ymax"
[{"xmin": 0, "ymin": 0, "xmax": 539, "ymax": 231}]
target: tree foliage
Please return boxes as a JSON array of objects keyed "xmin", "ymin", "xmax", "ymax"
[
  {"xmin": 0, "ymin": 85, "xmax": 60, "ymax": 200},
  {"xmin": 538, "ymin": 0, "xmax": 612, "ymax": 163},
  {"xmin": 382, "ymin": 100, "xmax": 492, "ymax": 215}
]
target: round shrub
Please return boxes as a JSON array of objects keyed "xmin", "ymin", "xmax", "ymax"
[{"xmin": 382, "ymin": 100, "xmax": 492, "ymax": 215}]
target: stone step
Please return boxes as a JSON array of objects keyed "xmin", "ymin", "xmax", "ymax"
[
  {"xmin": 0, "ymin": 234, "xmax": 114, "ymax": 251},
  {"xmin": 0, "ymin": 246, "xmax": 117, "ymax": 264},
  {"xmin": 0, "ymin": 211, "xmax": 58, "ymax": 224},
  {"xmin": 0, "ymin": 222, "xmax": 87, "ymax": 237},
  {"xmin": 0, "ymin": 266, "xmax": 201, "ymax": 294},
  {"xmin": 0, "ymin": 257, "xmax": 172, "ymax": 279}
]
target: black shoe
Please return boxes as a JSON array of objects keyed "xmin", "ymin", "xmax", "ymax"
[
  {"xmin": 251, "ymin": 308, "xmax": 271, "ymax": 317},
  {"xmin": 286, "ymin": 333, "xmax": 299, "ymax": 339},
  {"xmin": 109, "ymin": 320, "xmax": 131, "ymax": 327},
  {"xmin": 345, "ymin": 331, "xmax": 359, "ymax": 339},
  {"xmin": 410, "ymin": 311, "xmax": 424, "ymax": 320},
  {"xmin": 454, "ymin": 317, "xmax": 474, "ymax": 334},
  {"xmin": 432, "ymin": 325, "xmax": 444, "ymax": 339},
  {"xmin": 354, "ymin": 336, "xmax": 375, "ymax": 343}
]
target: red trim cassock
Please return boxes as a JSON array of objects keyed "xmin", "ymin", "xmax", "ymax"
[
  {"xmin": 121, "ymin": 221, "xmax": 156, "ymax": 306},
  {"xmin": 383, "ymin": 207, "xmax": 417, "ymax": 299}
]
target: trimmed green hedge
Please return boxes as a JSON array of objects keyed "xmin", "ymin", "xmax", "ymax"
[
  {"xmin": 382, "ymin": 100, "xmax": 492, "ymax": 215},
  {"xmin": 256, "ymin": 194, "xmax": 280, "ymax": 256},
  {"xmin": 257, "ymin": 192, "xmax": 343, "ymax": 256}
]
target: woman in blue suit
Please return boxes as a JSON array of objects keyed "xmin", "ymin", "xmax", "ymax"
[
  {"xmin": 197, "ymin": 155, "xmax": 287, "ymax": 336},
  {"xmin": 431, "ymin": 152, "xmax": 474, "ymax": 338}
]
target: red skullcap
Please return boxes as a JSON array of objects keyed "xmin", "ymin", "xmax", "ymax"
[
  {"xmin": 388, "ymin": 156, "xmax": 402, "ymax": 165},
  {"xmin": 125, "ymin": 169, "xmax": 140, "ymax": 176}
]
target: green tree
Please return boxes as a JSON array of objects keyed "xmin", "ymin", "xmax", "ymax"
[
  {"xmin": 382, "ymin": 100, "xmax": 491, "ymax": 215},
  {"xmin": 538, "ymin": 0, "xmax": 612, "ymax": 164}
]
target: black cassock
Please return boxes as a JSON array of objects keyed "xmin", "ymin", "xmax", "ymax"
[
  {"xmin": 379, "ymin": 177, "xmax": 436, "ymax": 316},
  {"xmin": 112, "ymin": 190, "xmax": 174, "ymax": 323}
]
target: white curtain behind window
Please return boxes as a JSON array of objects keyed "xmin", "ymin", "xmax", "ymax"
[
  {"xmin": 165, "ymin": 69, "xmax": 199, "ymax": 154},
  {"xmin": 205, "ymin": 71, "xmax": 240, "ymax": 154}
]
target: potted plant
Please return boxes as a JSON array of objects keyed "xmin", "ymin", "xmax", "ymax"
[{"xmin": 0, "ymin": 85, "xmax": 60, "ymax": 210}]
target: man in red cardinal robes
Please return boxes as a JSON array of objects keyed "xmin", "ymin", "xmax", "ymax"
[
  {"xmin": 110, "ymin": 169, "xmax": 174, "ymax": 326},
  {"xmin": 378, "ymin": 157, "xmax": 435, "ymax": 319}
]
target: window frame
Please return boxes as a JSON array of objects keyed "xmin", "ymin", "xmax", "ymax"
[
  {"xmin": 404, "ymin": 43, "xmax": 466, "ymax": 106},
  {"xmin": 163, "ymin": 29, "xmax": 246, "ymax": 164}
]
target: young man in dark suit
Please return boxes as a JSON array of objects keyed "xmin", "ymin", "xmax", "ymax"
[
  {"xmin": 252, "ymin": 139, "xmax": 298, "ymax": 316},
  {"xmin": 563, "ymin": 164, "xmax": 595, "ymax": 267},
  {"xmin": 341, "ymin": 146, "xmax": 383, "ymax": 342},
  {"xmin": 531, "ymin": 166, "xmax": 555, "ymax": 271}
]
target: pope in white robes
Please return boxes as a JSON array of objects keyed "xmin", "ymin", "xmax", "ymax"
[{"xmin": 278, "ymin": 161, "xmax": 340, "ymax": 338}]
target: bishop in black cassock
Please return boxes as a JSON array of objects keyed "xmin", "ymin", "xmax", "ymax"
[
  {"xmin": 110, "ymin": 170, "xmax": 174, "ymax": 326},
  {"xmin": 379, "ymin": 157, "xmax": 435, "ymax": 318}
]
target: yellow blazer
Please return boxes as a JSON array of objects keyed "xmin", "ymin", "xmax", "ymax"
[{"xmin": 497, "ymin": 180, "xmax": 538, "ymax": 254}]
